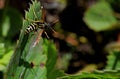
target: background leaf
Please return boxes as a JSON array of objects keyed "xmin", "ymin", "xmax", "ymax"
[{"xmin": 84, "ymin": 1, "xmax": 117, "ymax": 32}]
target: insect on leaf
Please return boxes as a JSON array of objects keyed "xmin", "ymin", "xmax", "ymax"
[{"xmin": 6, "ymin": 0, "xmax": 47, "ymax": 79}]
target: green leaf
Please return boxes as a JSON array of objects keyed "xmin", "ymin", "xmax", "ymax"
[
  {"xmin": 0, "ymin": 43, "xmax": 5, "ymax": 58},
  {"xmin": 84, "ymin": 1, "xmax": 117, "ymax": 32},
  {"xmin": 106, "ymin": 51, "xmax": 120, "ymax": 70},
  {"xmin": 6, "ymin": 0, "xmax": 46, "ymax": 79},
  {"xmin": 46, "ymin": 40, "xmax": 57, "ymax": 73},
  {"xmin": 48, "ymin": 69, "xmax": 65, "ymax": 79},
  {"xmin": 0, "ymin": 50, "xmax": 13, "ymax": 71},
  {"xmin": 6, "ymin": 0, "xmax": 64, "ymax": 79},
  {"xmin": 59, "ymin": 70, "xmax": 120, "ymax": 79},
  {"xmin": 46, "ymin": 40, "xmax": 65, "ymax": 79},
  {"xmin": 105, "ymin": 42, "xmax": 120, "ymax": 69}
]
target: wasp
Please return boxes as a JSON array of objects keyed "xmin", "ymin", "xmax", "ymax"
[{"xmin": 24, "ymin": 6, "xmax": 59, "ymax": 46}]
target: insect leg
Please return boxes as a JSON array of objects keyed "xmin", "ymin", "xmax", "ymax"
[
  {"xmin": 43, "ymin": 31, "xmax": 50, "ymax": 39},
  {"xmin": 49, "ymin": 27, "xmax": 56, "ymax": 33}
]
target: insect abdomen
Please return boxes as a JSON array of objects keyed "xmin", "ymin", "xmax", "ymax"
[{"xmin": 25, "ymin": 23, "xmax": 38, "ymax": 34}]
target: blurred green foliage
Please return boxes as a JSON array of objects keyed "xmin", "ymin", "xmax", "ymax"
[
  {"xmin": 0, "ymin": 0, "xmax": 22, "ymax": 77},
  {"xmin": 0, "ymin": 8, "xmax": 22, "ymax": 39}
]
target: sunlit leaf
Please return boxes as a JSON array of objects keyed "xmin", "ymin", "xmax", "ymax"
[{"xmin": 0, "ymin": 50, "xmax": 13, "ymax": 71}]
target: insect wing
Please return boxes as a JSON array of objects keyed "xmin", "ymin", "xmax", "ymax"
[{"xmin": 32, "ymin": 29, "xmax": 44, "ymax": 47}]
